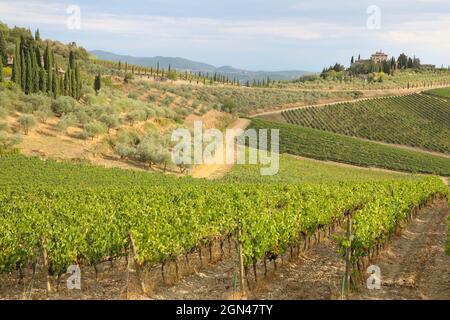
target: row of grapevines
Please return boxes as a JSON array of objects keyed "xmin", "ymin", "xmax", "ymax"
[
  {"xmin": 1, "ymin": 177, "xmax": 446, "ymax": 271},
  {"xmin": 249, "ymin": 118, "xmax": 450, "ymax": 176},
  {"xmin": 349, "ymin": 177, "xmax": 449, "ymax": 259},
  {"xmin": 282, "ymin": 94, "xmax": 450, "ymax": 154}
]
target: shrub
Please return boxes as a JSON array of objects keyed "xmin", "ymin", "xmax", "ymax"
[
  {"xmin": 115, "ymin": 144, "xmax": 136, "ymax": 159},
  {"xmin": 0, "ymin": 121, "xmax": 9, "ymax": 132},
  {"xmin": 18, "ymin": 114, "xmax": 37, "ymax": 135},
  {"xmin": 51, "ymin": 96, "xmax": 77, "ymax": 116},
  {"xmin": 22, "ymin": 94, "xmax": 51, "ymax": 112},
  {"xmin": 0, "ymin": 131, "xmax": 22, "ymax": 149},
  {"xmin": 73, "ymin": 130, "xmax": 90, "ymax": 140},
  {"xmin": 126, "ymin": 109, "xmax": 147, "ymax": 125},
  {"xmin": 99, "ymin": 114, "xmax": 120, "ymax": 132},
  {"xmin": 115, "ymin": 129, "xmax": 140, "ymax": 146},
  {"xmin": 84, "ymin": 121, "xmax": 107, "ymax": 139},
  {"xmin": 57, "ymin": 114, "xmax": 78, "ymax": 132},
  {"xmin": 17, "ymin": 102, "xmax": 34, "ymax": 114},
  {"xmin": 144, "ymin": 107, "xmax": 156, "ymax": 119},
  {"xmin": 75, "ymin": 110, "xmax": 91, "ymax": 125},
  {"xmin": 128, "ymin": 92, "xmax": 139, "ymax": 100},
  {"xmin": 34, "ymin": 103, "xmax": 53, "ymax": 124}
]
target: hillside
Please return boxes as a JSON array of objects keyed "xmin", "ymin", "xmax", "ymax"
[
  {"xmin": 281, "ymin": 93, "xmax": 450, "ymax": 154},
  {"xmin": 90, "ymin": 50, "xmax": 312, "ymax": 82},
  {"xmin": 249, "ymin": 118, "xmax": 450, "ymax": 176},
  {"xmin": 1, "ymin": 18, "xmax": 450, "ymax": 302}
]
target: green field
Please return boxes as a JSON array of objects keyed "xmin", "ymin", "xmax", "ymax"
[
  {"xmin": 225, "ymin": 151, "xmax": 408, "ymax": 183},
  {"xmin": 282, "ymin": 94, "xmax": 450, "ymax": 154},
  {"xmin": 1, "ymin": 154, "xmax": 447, "ymax": 272},
  {"xmin": 249, "ymin": 118, "xmax": 450, "ymax": 176},
  {"xmin": 424, "ymin": 87, "xmax": 450, "ymax": 99}
]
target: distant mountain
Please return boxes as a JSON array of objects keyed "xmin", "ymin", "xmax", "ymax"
[{"xmin": 90, "ymin": 50, "xmax": 311, "ymax": 82}]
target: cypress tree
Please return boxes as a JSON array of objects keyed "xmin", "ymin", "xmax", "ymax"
[
  {"xmin": 20, "ymin": 45, "xmax": 26, "ymax": 91},
  {"xmin": 35, "ymin": 29, "xmax": 41, "ymax": 42},
  {"xmin": 35, "ymin": 46, "xmax": 42, "ymax": 68},
  {"xmin": 69, "ymin": 51, "xmax": 75, "ymax": 69},
  {"xmin": 32, "ymin": 48, "xmax": 40, "ymax": 93},
  {"xmin": 75, "ymin": 63, "xmax": 81, "ymax": 100},
  {"xmin": 94, "ymin": 72, "xmax": 101, "ymax": 95},
  {"xmin": 25, "ymin": 51, "xmax": 32, "ymax": 94},
  {"xmin": 44, "ymin": 44, "xmax": 53, "ymax": 93},
  {"xmin": 52, "ymin": 68, "xmax": 58, "ymax": 98},
  {"xmin": 39, "ymin": 68, "xmax": 47, "ymax": 92},
  {"xmin": 12, "ymin": 39, "xmax": 21, "ymax": 85},
  {"xmin": 71, "ymin": 67, "xmax": 76, "ymax": 97},
  {"xmin": 59, "ymin": 74, "xmax": 64, "ymax": 96},
  {"xmin": 0, "ymin": 31, "xmax": 7, "ymax": 65},
  {"xmin": 64, "ymin": 65, "xmax": 70, "ymax": 96}
]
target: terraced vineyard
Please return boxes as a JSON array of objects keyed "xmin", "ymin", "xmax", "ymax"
[
  {"xmin": 282, "ymin": 94, "xmax": 450, "ymax": 154},
  {"xmin": 249, "ymin": 118, "xmax": 450, "ymax": 176}
]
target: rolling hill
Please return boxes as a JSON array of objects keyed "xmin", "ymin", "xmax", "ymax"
[{"xmin": 90, "ymin": 50, "xmax": 312, "ymax": 82}]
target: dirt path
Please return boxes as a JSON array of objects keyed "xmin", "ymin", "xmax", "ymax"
[
  {"xmin": 191, "ymin": 118, "xmax": 251, "ymax": 179},
  {"xmin": 153, "ymin": 200, "xmax": 449, "ymax": 300},
  {"xmin": 351, "ymin": 199, "xmax": 450, "ymax": 300}
]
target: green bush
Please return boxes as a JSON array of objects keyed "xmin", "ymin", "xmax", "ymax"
[
  {"xmin": 51, "ymin": 96, "xmax": 77, "ymax": 116},
  {"xmin": 18, "ymin": 114, "xmax": 37, "ymax": 135},
  {"xmin": 57, "ymin": 114, "xmax": 78, "ymax": 132},
  {"xmin": 84, "ymin": 121, "xmax": 107, "ymax": 139},
  {"xmin": 0, "ymin": 131, "xmax": 22, "ymax": 149}
]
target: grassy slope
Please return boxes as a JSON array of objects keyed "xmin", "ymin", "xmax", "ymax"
[
  {"xmin": 225, "ymin": 152, "xmax": 410, "ymax": 183},
  {"xmin": 282, "ymin": 94, "xmax": 450, "ymax": 154},
  {"xmin": 249, "ymin": 118, "xmax": 450, "ymax": 176},
  {"xmin": 424, "ymin": 86, "xmax": 450, "ymax": 99}
]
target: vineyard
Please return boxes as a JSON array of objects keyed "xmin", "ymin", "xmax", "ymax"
[
  {"xmin": 0, "ymin": 154, "xmax": 448, "ymax": 297},
  {"xmin": 249, "ymin": 118, "xmax": 450, "ymax": 176},
  {"xmin": 282, "ymin": 94, "xmax": 450, "ymax": 154}
]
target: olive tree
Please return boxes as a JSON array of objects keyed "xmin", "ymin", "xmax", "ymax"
[
  {"xmin": 18, "ymin": 114, "xmax": 37, "ymax": 135},
  {"xmin": 0, "ymin": 131, "xmax": 22, "ymax": 149}
]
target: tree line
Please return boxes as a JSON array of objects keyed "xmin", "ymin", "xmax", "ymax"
[
  {"xmin": 348, "ymin": 53, "xmax": 423, "ymax": 76},
  {"xmin": 95, "ymin": 59, "xmax": 242, "ymax": 86}
]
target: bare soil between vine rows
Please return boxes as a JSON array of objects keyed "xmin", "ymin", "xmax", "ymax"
[{"xmin": 0, "ymin": 200, "xmax": 448, "ymax": 300}]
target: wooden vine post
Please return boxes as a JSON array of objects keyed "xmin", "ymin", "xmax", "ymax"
[
  {"xmin": 342, "ymin": 214, "xmax": 352, "ymax": 299},
  {"xmin": 236, "ymin": 224, "xmax": 246, "ymax": 297},
  {"xmin": 129, "ymin": 233, "xmax": 147, "ymax": 295},
  {"xmin": 40, "ymin": 238, "xmax": 52, "ymax": 294}
]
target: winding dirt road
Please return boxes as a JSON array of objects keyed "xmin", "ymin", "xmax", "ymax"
[{"xmin": 191, "ymin": 118, "xmax": 251, "ymax": 179}]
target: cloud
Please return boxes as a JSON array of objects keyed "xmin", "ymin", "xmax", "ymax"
[
  {"xmin": 0, "ymin": 0, "xmax": 449, "ymax": 69},
  {"xmin": 380, "ymin": 15, "xmax": 450, "ymax": 50},
  {"xmin": 0, "ymin": 0, "xmax": 363, "ymax": 42}
]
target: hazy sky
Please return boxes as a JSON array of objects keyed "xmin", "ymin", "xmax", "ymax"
[{"xmin": 0, "ymin": 0, "xmax": 449, "ymax": 71}]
